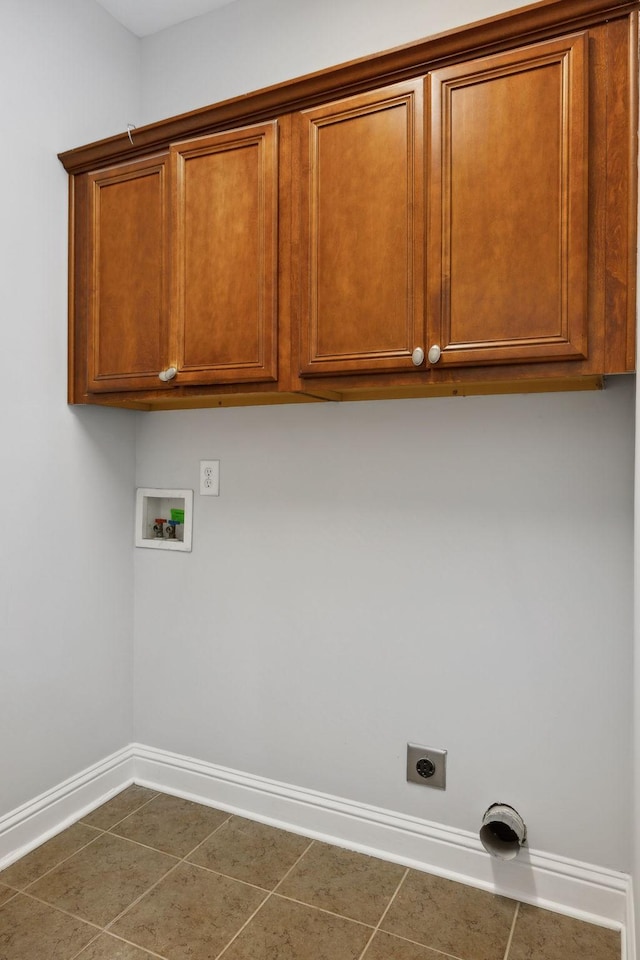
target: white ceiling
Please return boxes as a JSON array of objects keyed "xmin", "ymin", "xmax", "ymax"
[{"xmin": 94, "ymin": 0, "xmax": 240, "ymax": 37}]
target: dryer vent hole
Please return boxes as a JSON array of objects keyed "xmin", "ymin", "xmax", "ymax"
[{"xmin": 487, "ymin": 821, "xmax": 519, "ymax": 844}]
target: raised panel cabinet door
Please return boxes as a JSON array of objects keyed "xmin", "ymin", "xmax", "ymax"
[
  {"xmin": 297, "ymin": 80, "xmax": 425, "ymax": 376},
  {"xmin": 87, "ymin": 156, "xmax": 170, "ymax": 393},
  {"xmin": 428, "ymin": 32, "xmax": 588, "ymax": 368},
  {"xmin": 170, "ymin": 121, "xmax": 278, "ymax": 384}
]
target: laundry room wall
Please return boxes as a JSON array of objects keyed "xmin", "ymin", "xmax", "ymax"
[
  {"xmin": 133, "ymin": 0, "xmax": 635, "ymax": 873},
  {"xmin": 0, "ymin": 0, "xmax": 141, "ymax": 816}
]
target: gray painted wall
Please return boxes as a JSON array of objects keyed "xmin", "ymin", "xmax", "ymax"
[{"xmin": 0, "ymin": 0, "xmax": 140, "ymax": 814}]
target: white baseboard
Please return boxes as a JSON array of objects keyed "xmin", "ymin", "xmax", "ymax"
[
  {"xmin": 0, "ymin": 742, "xmax": 633, "ymax": 959},
  {"xmin": 626, "ymin": 880, "xmax": 637, "ymax": 960},
  {"xmin": 132, "ymin": 744, "xmax": 630, "ymax": 932},
  {"xmin": 0, "ymin": 746, "xmax": 134, "ymax": 870}
]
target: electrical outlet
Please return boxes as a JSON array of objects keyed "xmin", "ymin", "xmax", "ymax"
[
  {"xmin": 406, "ymin": 743, "xmax": 447, "ymax": 789},
  {"xmin": 199, "ymin": 460, "xmax": 220, "ymax": 496}
]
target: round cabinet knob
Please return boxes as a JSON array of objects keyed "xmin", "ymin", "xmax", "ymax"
[
  {"xmin": 427, "ymin": 344, "xmax": 442, "ymax": 364},
  {"xmin": 158, "ymin": 366, "xmax": 177, "ymax": 382},
  {"xmin": 411, "ymin": 347, "xmax": 425, "ymax": 366}
]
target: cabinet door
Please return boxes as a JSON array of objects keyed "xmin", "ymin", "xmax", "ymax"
[
  {"xmin": 297, "ymin": 80, "xmax": 425, "ymax": 376},
  {"xmin": 170, "ymin": 122, "xmax": 278, "ymax": 385},
  {"xmin": 87, "ymin": 156, "xmax": 170, "ymax": 393},
  {"xmin": 428, "ymin": 33, "xmax": 588, "ymax": 368}
]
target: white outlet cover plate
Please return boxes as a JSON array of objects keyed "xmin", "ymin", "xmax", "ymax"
[
  {"xmin": 135, "ymin": 488, "xmax": 194, "ymax": 551},
  {"xmin": 200, "ymin": 460, "xmax": 220, "ymax": 496}
]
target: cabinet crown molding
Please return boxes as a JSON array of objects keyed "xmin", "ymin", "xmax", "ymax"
[{"xmin": 59, "ymin": 0, "xmax": 638, "ymax": 175}]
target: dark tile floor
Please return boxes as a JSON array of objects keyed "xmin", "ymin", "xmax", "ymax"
[{"xmin": 0, "ymin": 786, "xmax": 621, "ymax": 960}]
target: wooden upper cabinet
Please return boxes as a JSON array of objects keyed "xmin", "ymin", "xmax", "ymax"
[
  {"xmin": 428, "ymin": 32, "xmax": 589, "ymax": 368},
  {"xmin": 63, "ymin": 3, "xmax": 636, "ymax": 408},
  {"xmin": 170, "ymin": 121, "xmax": 278, "ymax": 384},
  {"xmin": 296, "ymin": 80, "xmax": 425, "ymax": 377},
  {"xmin": 87, "ymin": 156, "xmax": 169, "ymax": 393}
]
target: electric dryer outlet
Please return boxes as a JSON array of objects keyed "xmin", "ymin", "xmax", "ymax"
[{"xmin": 406, "ymin": 743, "xmax": 447, "ymax": 789}]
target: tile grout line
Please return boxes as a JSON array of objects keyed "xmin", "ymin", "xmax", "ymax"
[
  {"xmin": 213, "ymin": 837, "xmax": 317, "ymax": 960},
  {"xmin": 106, "ymin": 815, "xmax": 518, "ymax": 960},
  {"xmin": 173, "ymin": 808, "xmax": 234, "ymax": 861},
  {"xmin": 4, "ymin": 795, "xmax": 371, "ymax": 959},
  {"xmin": 89, "ymin": 793, "xmax": 499, "ymax": 960},
  {"xmin": 356, "ymin": 866, "xmax": 410, "ymax": 960},
  {"xmin": 4, "ymin": 795, "xmax": 248, "ymax": 957},
  {"xmin": 6, "ymin": 791, "xmax": 375, "ymax": 940},
  {"xmin": 67, "ymin": 930, "xmax": 107, "ymax": 960},
  {"xmin": 502, "ymin": 902, "xmax": 520, "ymax": 960},
  {"xmin": 79, "ymin": 789, "xmax": 162, "ymax": 833},
  {"xmin": 71, "ymin": 798, "xmax": 237, "ymax": 937},
  {"xmin": 14, "ymin": 832, "xmax": 184, "ymax": 930},
  {"xmin": 16, "ymin": 888, "xmax": 105, "ymax": 932},
  {"xmin": 71, "ymin": 928, "xmax": 170, "ymax": 960},
  {"xmin": 0, "ymin": 888, "xmax": 19, "ymax": 909},
  {"xmin": 264, "ymin": 839, "xmax": 398, "ymax": 930},
  {"xmin": 2, "ymin": 852, "xmax": 502, "ymax": 960},
  {"xmin": 0, "ymin": 789, "xmax": 559, "ymax": 960},
  {"xmin": 105, "ymin": 818, "xmax": 403, "ymax": 933},
  {"xmin": 265, "ymin": 890, "xmax": 380, "ymax": 927},
  {"xmin": 212, "ymin": 890, "xmax": 272, "ymax": 960},
  {"xmin": 16, "ymin": 788, "xmax": 168, "ymax": 907},
  {"xmin": 102, "ymin": 859, "xmax": 184, "ymax": 934},
  {"xmin": 2, "ymin": 796, "xmax": 484, "ymax": 960},
  {"xmin": 14, "ymin": 829, "xmax": 106, "ymax": 894},
  {"xmin": 101, "ymin": 833, "xmax": 184, "ymax": 860},
  {"xmin": 26, "ymin": 796, "xmax": 401, "ymax": 941},
  {"xmin": 0, "ymin": 882, "xmax": 23, "ymax": 898},
  {"xmin": 374, "ymin": 933, "xmax": 467, "ymax": 960},
  {"xmin": 2, "ymin": 792, "xmax": 185, "ymax": 959},
  {"xmin": 105, "ymin": 796, "xmax": 235, "ymax": 866},
  {"xmin": 11, "ymin": 798, "xmax": 176, "ymax": 960},
  {"xmin": 100, "ymin": 808, "xmax": 244, "ymax": 938},
  {"xmin": 271, "ymin": 839, "xmax": 316, "ymax": 896}
]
